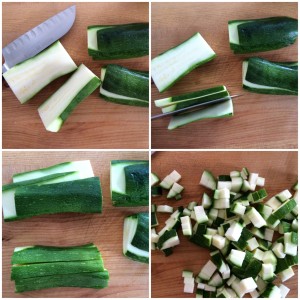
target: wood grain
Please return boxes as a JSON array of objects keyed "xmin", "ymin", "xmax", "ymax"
[
  {"xmin": 151, "ymin": 151, "xmax": 298, "ymax": 298},
  {"xmin": 2, "ymin": 2, "xmax": 149, "ymax": 149},
  {"xmin": 151, "ymin": 3, "xmax": 298, "ymax": 149},
  {"xmin": 2, "ymin": 151, "xmax": 149, "ymax": 298}
]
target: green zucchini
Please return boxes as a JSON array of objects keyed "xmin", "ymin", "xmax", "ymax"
[
  {"xmin": 3, "ymin": 171, "xmax": 87, "ymax": 222},
  {"xmin": 151, "ymin": 32, "xmax": 216, "ymax": 92},
  {"xmin": 154, "ymin": 85, "xmax": 229, "ymax": 113},
  {"xmin": 38, "ymin": 64, "xmax": 100, "ymax": 132},
  {"xmin": 228, "ymin": 17, "xmax": 298, "ymax": 54},
  {"xmin": 87, "ymin": 23, "xmax": 149, "ymax": 59},
  {"xmin": 15, "ymin": 271, "xmax": 109, "ymax": 292},
  {"xmin": 11, "ymin": 244, "xmax": 100, "ymax": 265},
  {"xmin": 11, "ymin": 259, "xmax": 105, "ymax": 280},
  {"xmin": 12, "ymin": 160, "xmax": 94, "ymax": 183},
  {"xmin": 100, "ymin": 64, "xmax": 149, "ymax": 107},
  {"xmin": 168, "ymin": 99, "xmax": 233, "ymax": 130},
  {"xmin": 242, "ymin": 57, "xmax": 298, "ymax": 95},
  {"xmin": 13, "ymin": 177, "xmax": 102, "ymax": 220},
  {"xmin": 123, "ymin": 212, "xmax": 149, "ymax": 263},
  {"xmin": 110, "ymin": 160, "xmax": 149, "ymax": 207},
  {"xmin": 3, "ymin": 41, "xmax": 77, "ymax": 104}
]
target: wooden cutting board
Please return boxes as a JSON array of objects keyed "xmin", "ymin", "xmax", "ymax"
[
  {"xmin": 151, "ymin": 151, "xmax": 298, "ymax": 298},
  {"xmin": 2, "ymin": 2, "xmax": 149, "ymax": 149},
  {"xmin": 2, "ymin": 151, "xmax": 149, "ymax": 298},
  {"xmin": 151, "ymin": 2, "xmax": 298, "ymax": 149}
]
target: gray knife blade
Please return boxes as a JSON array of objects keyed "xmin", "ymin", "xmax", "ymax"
[{"xmin": 2, "ymin": 5, "xmax": 76, "ymax": 74}]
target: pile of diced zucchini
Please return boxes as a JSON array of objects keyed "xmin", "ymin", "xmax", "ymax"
[{"xmin": 151, "ymin": 167, "xmax": 298, "ymax": 298}]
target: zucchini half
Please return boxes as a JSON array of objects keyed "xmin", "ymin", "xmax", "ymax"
[
  {"xmin": 38, "ymin": 64, "xmax": 100, "ymax": 132},
  {"xmin": 3, "ymin": 41, "xmax": 77, "ymax": 104},
  {"xmin": 87, "ymin": 23, "xmax": 149, "ymax": 59},
  {"xmin": 100, "ymin": 64, "xmax": 149, "ymax": 107},
  {"xmin": 228, "ymin": 17, "xmax": 298, "ymax": 54},
  {"xmin": 151, "ymin": 32, "xmax": 216, "ymax": 93},
  {"xmin": 242, "ymin": 57, "xmax": 298, "ymax": 95}
]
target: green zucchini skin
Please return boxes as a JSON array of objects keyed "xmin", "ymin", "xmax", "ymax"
[
  {"xmin": 14, "ymin": 271, "xmax": 109, "ymax": 292},
  {"xmin": 11, "ymin": 244, "xmax": 100, "ymax": 265},
  {"xmin": 229, "ymin": 17, "xmax": 298, "ymax": 53},
  {"xmin": 88, "ymin": 23, "xmax": 149, "ymax": 59},
  {"xmin": 111, "ymin": 160, "xmax": 149, "ymax": 207},
  {"xmin": 243, "ymin": 57, "xmax": 298, "ymax": 95},
  {"xmin": 100, "ymin": 64, "xmax": 149, "ymax": 107},
  {"xmin": 124, "ymin": 163, "xmax": 149, "ymax": 202},
  {"xmin": 14, "ymin": 177, "xmax": 102, "ymax": 219},
  {"xmin": 11, "ymin": 259, "xmax": 105, "ymax": 280}
]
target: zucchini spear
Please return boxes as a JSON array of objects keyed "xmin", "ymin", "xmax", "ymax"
[
  {"xmin": 242, "ymin": 57, "xmax": 298, "ymax": 95},
  {"xmin": 229, "ymin": 17, "xmax": 298, "ymax": 54},
  {"xmin": 100, "ymin": 64, "xmax": 149, "ymax": 107}
]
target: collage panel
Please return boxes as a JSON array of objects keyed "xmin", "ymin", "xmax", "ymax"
[
  {"xmin": 151, "ymin": 2, "xmax": 297, "ymax": 149},
  {"xmin": 2, "ymin": 2, "xmax": 149, "ymax": 149},
  {"xmin": 2, "ymin": 151, "xmax": 149, "ymax": 297},
  {"xmin": 151, "ymin": 151, "xmax": 298, "ymax": 298}
]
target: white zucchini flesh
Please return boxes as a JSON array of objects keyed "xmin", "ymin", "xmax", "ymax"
[
  {"xmin": 110, "ymin": 161, "xmax": 146, "ymax": 196},
  {"xmin": 157, "ymin": 205, "xmax": 173, "ymax": 213},
  {"xmin": 3, "ymin": 41, "xmax": 77, "ymax": 104},
  {"xmin": 278, "ymin": 284, "xmax": 290, "ymax": 298},
  {"xmin": 38, "ymin": 64, "xmax": 99, "ymax": 132},
  {"xmin": 246, "ymin": 207, "xmax": 267, "ymax": 228},
  {"xmin": 225, "ymin": 221, "xmax": 243, "ymax": 241},
  {"xmin": 13, "ymin": 160, "xmax": 94, "ymax": 183},
  {"xmin": 242, "ymin": 61, "xmax": 293, "ymax": 93},
  {"xmin": 168, "ymin": 99, "xmax": 233, "ymax": 130},
  {"xmin": 123, "ymin": 215, "xmax": 149, "ymax": 259},
  {"xmin": 100, "ymin": 86, "xmax": 146, "ymax": 103},
  {"xmin": 184, "ymin": 282, "xmax": 195, "ymax": 293},
  {"xmin": 200, "ymin": 170, "xmax": 216, "ymax": 190},
  {"xmin": 151, "ymin": 32, "xmax": 216, "ymax": 92},
  {"xmin": 278, "ymin": 267, "xmax": 294, "ymax": 282},
  {"xmin": 212, "ymin": 235, "xmax": 226, "ymax": 249},
  {"xmin": 239, "ymin": 277, "xmax": 257, "ymax": 294},
  {"xmin": 3, "ymin": 171, "xmax": 84, "ymax": 220},
  {"xmin": 194, "ymin": 206, "xmax": 208, "ymax": 224},
  {"xmin": 227, "ymin": 249, "xmax": 245, "ymax": 267},
  {"xmin": 198, "ymin": 260, "xmax": 217, "ymax": 280}
]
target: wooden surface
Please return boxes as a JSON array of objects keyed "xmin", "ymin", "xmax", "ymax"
[
  {"xmin": 151, "ymin": 151, "xmax": 298, "ymax": 298},
  {"xmin": 2, "ymin": 3, "xmax": 149, "ymax": 149},
  {"xmin": 151, "ymin": 3, "xmax": 298, "ymax": 149},
  {"xmin": 2, "ymin": 151, "xmax": 149, "ymax": 298}
]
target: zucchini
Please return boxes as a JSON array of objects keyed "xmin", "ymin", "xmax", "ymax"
[
  {"xmin": 13, "ymin": 177, "xmax": 102, "ymax": 220},
  {"xmin": 100, "ymin": 64, "xmax": 149, "ymax": 107},
  {"xmin": 151, "ymin": 173, "xmax": 160, "ymax": 186},
  {"xmin": 15, "ymin": 271, "xmax": 109, "ymax": 292},
  {"xmin": 242, "ymin": 57, "xmax": 298, "ymax": 95},
  {"xmin": 110, "ymin": 160, "xmax": 149, "ymax": 207},
  {"xmin": 151, "ymin": 32, "xmax": 216, "ymax": 92},
  {"xmin": 38, "ymin": 64, "xmax": 100, "ymax": 132},
  {"xmin": 11, "ymin": 243, "xmax": 109, "ymax": 292},
  {"xmin": 12, "ymin": 160, "xmax": 94, "ymax": 183},
  {"xmin": 11, "ymin": 259, "xmax": 105, "ymax": 280},
  {"xmin": 3, "ymin": 41, "xmax": 77, "ymax": 104},
  {"xmin": 228, "ymin": 17, "xmax": 298, "ymax": 54},
  {"xmin": 87, "ymin": 23, "xmax": 149, "ymax": 59},
  {"xmin": 11, "ymin": 244, "xmax": 100, "ymax": 265},
  {"xmin": 123, "ymin": 212, "xmax": 149, "ymax": 263},
  {"xmin": 3, "ymin": 171, "xmax": 88, "ymax": 222},
  {"xmin": 154, "ymin": 85, "xmax": 229, "ymax": 113},
  {"xmin": 168, "ymin": 99, "xmax": 233, "ymax": 130}
]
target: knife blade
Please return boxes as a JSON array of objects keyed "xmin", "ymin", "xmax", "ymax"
[
  {"xmin": 151, "ymin": 94, "xmax": 242, "ymax": 120},
  {"xmin": 2, "ymin": 5, "xmax": 76, "ymax": 74}
]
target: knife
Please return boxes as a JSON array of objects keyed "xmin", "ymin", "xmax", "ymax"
[
  {"xmin": 151, "ymin": 94, "xmax": 242, "ymax": 120},
  {"xmin": 2, "ymin": 5, "xmax": 76, "ymax": 74}
]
